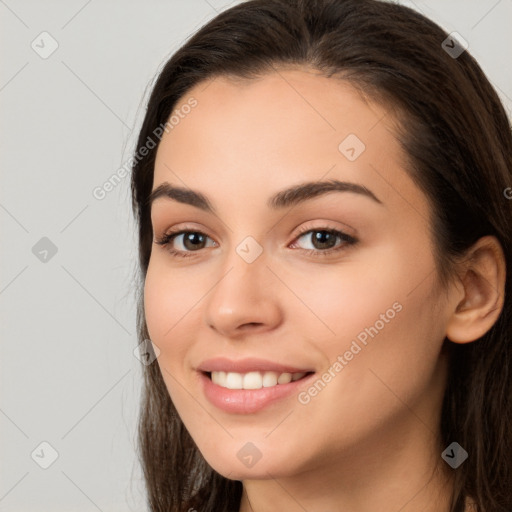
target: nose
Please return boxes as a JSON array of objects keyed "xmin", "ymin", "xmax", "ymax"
[{"xmin": 203, "ymin": 249, "xmax": 284, "ymax": 338}]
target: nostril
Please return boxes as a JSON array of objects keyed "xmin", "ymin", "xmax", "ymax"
[{"xmin": 241, "ymin": 322, "xmax": 263, "ymax": 330}]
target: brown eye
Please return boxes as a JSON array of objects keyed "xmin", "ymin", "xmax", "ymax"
[
  {"xmin": 154, "ymin": 230, "xmax": 217, "ymax": 258},
  {"xmin": 306, "ymin": 230, "xmax": 338, "ymax": 250},
  {"xmin": 292, "ymin": 228, "xmax": 357, "ymax": 255},
  {"xmin": 179, "ymin": 232, "xmax": 208, "ymax": 251}
]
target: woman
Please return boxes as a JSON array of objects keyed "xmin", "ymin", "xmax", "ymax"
[{"xmin": 130, "ymin": 0, "xmax": 512, "ymax": 510}]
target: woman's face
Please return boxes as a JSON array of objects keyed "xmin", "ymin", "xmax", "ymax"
[{"xmin": 144, "ymin": 68, "xmax": 454, "ymax": 479}]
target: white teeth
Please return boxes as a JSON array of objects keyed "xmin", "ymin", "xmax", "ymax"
[
  {"xmin": 225, "ymin": 372, "xmax": 243, "ymax": 389},
  {"xmin": 211, "ymin": 371, "xmax": 226, "ymax": 386},
  {"xmin": 277, "ymin": 372, "xmax": 292, "ymax": 384},
  {"xmin": 243, "ymin": 371, "xmax": 263, "ymax": 390},
  {"xmin": 210, "ymin": 370, "xmax": 308, "ymax": 390},
  {"xmin": 262, "ymin": 372, "xmax": 278, "ymax": 387}
]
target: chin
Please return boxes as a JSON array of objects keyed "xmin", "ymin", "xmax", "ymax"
[{"xmin": 202, "ymin": 447, "xmax": 301, "ymax": 481}]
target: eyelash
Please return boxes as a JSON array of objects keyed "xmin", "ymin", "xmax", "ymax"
[{"xmin": 154, "ymin": 224, "xmax": 358, "ymax": 259}]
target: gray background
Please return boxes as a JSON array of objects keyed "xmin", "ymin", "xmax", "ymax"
[{"xmin": 1, "ymin": 0, "xmax": 511, "ymax": 510}]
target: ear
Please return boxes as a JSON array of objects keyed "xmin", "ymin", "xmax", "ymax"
[{"xmin": 445, "ymin": 235, "xmax": 506, "ymax": 344}]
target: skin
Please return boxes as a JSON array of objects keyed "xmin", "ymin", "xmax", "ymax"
[{"xmin": 143, "ymin": 67, "xmax": 505, "ymax": 512}]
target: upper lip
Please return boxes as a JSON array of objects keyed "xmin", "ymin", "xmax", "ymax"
[{"xmin": 196, "ymin": 357, "xmax": 314, "ymax": 374}]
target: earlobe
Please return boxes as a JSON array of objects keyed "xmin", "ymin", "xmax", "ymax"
[{"xmin": 445, "ymin": 236, "xmax": 506, "ymax": 344}]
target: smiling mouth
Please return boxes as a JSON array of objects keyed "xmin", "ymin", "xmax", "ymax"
[{"xmin": 204, "ymin": 370, "xmax": 314, "ymax": 390}]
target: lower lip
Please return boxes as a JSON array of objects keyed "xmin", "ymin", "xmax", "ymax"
[{"xmin": 199, "ymin": 371, "xmax": 315, "ymax": 414}]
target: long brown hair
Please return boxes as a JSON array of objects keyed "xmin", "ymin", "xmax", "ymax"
[{"xmin": 130, "ymin": 1, "xmax": 512, "ymax": 510}]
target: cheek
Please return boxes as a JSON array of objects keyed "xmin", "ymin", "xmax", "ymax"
[
  {"xmin": 143, "ymin": 262, "xmax": 194, "ymax": 369},
  {"xmin": 144, "ymin": 255, "xmax": 200, "ymax": 337},
  {"xmin": 287, "ymin": 255, "xmax": 406, "ymax": 356},
  {"xmin": 306, "ymin": 239, "xmax": 437, "ymax": 352},
  {"xmin": 143, "ymin": 266, "xmax": 168, "ymax": 343},
  {"xmin": 143, "ymin": 265, "xmax": 201, "ymax": 418},
  {"xmin": 293, "ymin": 244, "xmax": 445, "ymax": 405}
]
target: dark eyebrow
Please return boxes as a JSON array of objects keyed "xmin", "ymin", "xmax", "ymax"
[
  {"xmin": 268, "ymin": 179, "xmax": 382, "ymax": 209},
  {"xmin": 148, "ymin": 179, "xmax": 382, "ymax": 213}
]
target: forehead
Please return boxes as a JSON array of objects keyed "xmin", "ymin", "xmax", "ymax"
[{"xmin": 152, "ymin": 68, "xmax": 430, "ymax": 222}]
